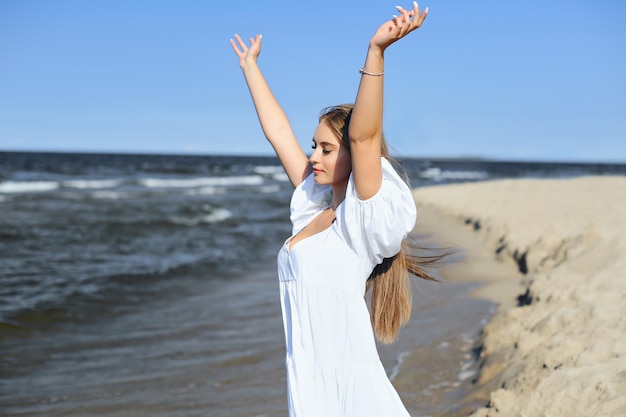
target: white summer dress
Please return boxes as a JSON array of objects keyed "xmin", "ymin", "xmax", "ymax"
[{"xmin": 276, "ymin": 157, "xmax": 417, "ymax": 417}]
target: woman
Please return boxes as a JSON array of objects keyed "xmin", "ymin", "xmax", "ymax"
[{"xmin": 231, "ymin": 3, "xmax": 433, "ymax": 416}]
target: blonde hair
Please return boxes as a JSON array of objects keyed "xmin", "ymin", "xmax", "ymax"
[{"xmin": 319, "ymin": 104, "xmax": 445, "ymax": 344}]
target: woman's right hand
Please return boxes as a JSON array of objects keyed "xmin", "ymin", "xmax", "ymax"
[
  {"xmin": 370, "ymin": 2, "xmax": 427, "ymax": 52},
  {"xmin": 230, "ymin": 34, "xmax": 262, "ymax": 69}
]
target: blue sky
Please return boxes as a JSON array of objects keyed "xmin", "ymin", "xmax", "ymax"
[{"xmin": 1, "ymin": 0, "xmax": 624, "ymax": 162}]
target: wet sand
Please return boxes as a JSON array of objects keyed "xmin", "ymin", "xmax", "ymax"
[{"xmin": 391, "ymin": 201, "xmax": 526, "ymax": 416}]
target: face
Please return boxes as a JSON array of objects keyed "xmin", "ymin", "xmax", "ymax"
[{"xmin": 309, "ymin": 122, "xmax": 352, "ymax": 187}]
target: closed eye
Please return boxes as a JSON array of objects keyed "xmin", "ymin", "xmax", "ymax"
[{"xmin": 311, "ymin": 143, "xmax": 331, "ymax": 154}]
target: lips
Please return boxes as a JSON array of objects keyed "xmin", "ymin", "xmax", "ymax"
[{"xmin": 312, "ymin": 168, "xmax": 323, "ymax": 175}]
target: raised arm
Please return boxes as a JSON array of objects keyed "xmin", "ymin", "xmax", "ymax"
[
  {"xmin": 349, "ymin": 2, "xmax": 428, "ymax": 199},
  {"xmin": 230, "ymin": 34, "xmax": 311, "ymax": 187}
]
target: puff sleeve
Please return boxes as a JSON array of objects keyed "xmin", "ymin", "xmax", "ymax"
[{"xmin": 335, "ymin": 158, "xmax": 417, "ymax": 265}]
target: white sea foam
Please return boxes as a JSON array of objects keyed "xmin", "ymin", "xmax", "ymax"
[
  {"xmin": 0, "ymin": 180, "xmax": 59, "ymax": 194},
  {"xmin": 184, "ymin": 186, "xmax": 225, "ymax": 196},
  {"xmin": 202, "ymin": 208, "xmax": 232, "ymax": 223},
  {"xmin": 91, "ymin": 191, "xmax": 123, "ymax": 200},
  {"xmin": 272, "ymin": 172, "xmax": 290, "ymax": 182},
  {"xmin": 420, "ymin": 380, "xmax": 455, "ymax": 397},
  {"xmin": 257, "ymin": 185, "xmax": 281, "ymax": 193},
  {"xmin": 458, "ymin": 365, "xmax": 477, "ymax": 381},
  {"xmin": 253, "ymin": 165, "xmax": 298, "ymax": 182},
  {"xmin": 419, "ymin": 167, "xmax": 489, "ymax": 181},
  {"xmin": 62, "ymin": 179, "xmax": 123, "ymax": 189},
  {"xmin": 253, "ymin": 165, "xmax": 284, "ymax": 175},
  {"xmin": 139, "ymin": 175, "xmax": 263, "ymax": 188},
  {"xmin": 171, "ymin": 208, "xmax": 233, "ymax": 226},
  {"xmin": 456, "ymin": 332, "xmax": 479, "ymax": 381},
  {"xmin": 388, "ymin": 350, "xmax": 411, "ymax": 381}
]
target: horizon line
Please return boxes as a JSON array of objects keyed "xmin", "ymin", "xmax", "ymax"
[{"xmin": 1, "ymin": 148, "xmax": 625, "ymax": 166}]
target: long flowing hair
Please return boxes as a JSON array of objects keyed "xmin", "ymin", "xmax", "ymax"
[{"xmin": 319, "ymin": 104, "xmax": 447, "ymax": 344}]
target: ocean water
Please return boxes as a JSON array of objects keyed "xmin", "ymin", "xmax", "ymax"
[{"xmin": 1, "ymin": 151, "xmax": 624, "ymax": 417}]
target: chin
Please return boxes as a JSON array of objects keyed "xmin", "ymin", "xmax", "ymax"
[{"xmin": 313, "ymin": 176, "xmax": 330, "ymax": 185}]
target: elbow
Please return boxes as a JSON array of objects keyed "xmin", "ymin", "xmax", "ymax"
[{"xmin": 348, "ymin": 127, "xmax": 381, "ymax": 146}]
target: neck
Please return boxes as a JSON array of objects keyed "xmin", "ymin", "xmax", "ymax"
[{"xmin": 330, "ymin": 183, "xmax": 347, "ymax": 210}]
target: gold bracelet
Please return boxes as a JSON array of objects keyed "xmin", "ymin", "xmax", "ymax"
[{"xmin": 359, "ymin": 67, "xmax": 384, "ymax": 77}]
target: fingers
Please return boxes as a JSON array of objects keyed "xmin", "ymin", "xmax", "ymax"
[
  {"xmin": 236, "ymin": 34, "xmax": 248, "ymax": 53},
  {"xmin": 414, "ymin": 1, "xmax": 428, "ymax": 27},
  {"xmin": 395, "ymin": 5, "xmax": 412, "ymax": 37},
  {"xmin": 390, "ymin": 2, "xmax": 427, "ymax": 40},
  {"xmin": 230, "ymin": 34, "xmax": 246, "ymax": 57},
  {"xmin": 230, "ymin": 33, "xmax": 262, "ymax": 59},
  {"xmin": 229, "ymin": 39, "xmax": 241, "ymax": 56},
  {"xmin": 250, "ymin": 34, "xmax": 262, "ymax": 49}
]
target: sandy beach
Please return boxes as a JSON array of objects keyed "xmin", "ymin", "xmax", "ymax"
[{"xmin": 412, "ymin": 176, "xmax": 626, "ymax": 417}]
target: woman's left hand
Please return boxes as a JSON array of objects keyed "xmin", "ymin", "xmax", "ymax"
[{"xmin": 370, "ymin": 1, "xmax": 428, "ymax": 50}]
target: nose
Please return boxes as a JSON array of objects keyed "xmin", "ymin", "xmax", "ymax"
[{"xmin": 309, "ymin": 148, "xmax": 320, "ymax": 164}]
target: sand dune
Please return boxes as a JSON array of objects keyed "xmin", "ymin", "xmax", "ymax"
[{"xmin": 413, "ymin": 176, "xmax": 626, "ymax": 417}]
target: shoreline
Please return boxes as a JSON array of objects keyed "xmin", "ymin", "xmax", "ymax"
[
  {"xmin": 403, "ymin": 198, "xmax": 526, "ymax": 415},
  {"xmin": 412, "ymin": 176, "xmax": 626, "ymax": 416}
]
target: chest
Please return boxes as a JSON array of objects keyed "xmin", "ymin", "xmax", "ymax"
[
  {"xmin": 278, "ymin": 226, "xmax": 373, "ymax": 292},
  {"xmin": 288, "ymin": 207, "xmax": 336, "ymax": 251}
]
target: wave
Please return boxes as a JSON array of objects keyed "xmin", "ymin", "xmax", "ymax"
[
  {"xmin": 92, "ymin": 186, "xmax": 228, "ymax": 199},
  {"xmin": 272, "ymin": 172, "xmax": 290, "ymax": 182},
  {"xmin": 254, "ymin": 166, "xmax": 290, "ymax": 182},
  {"xmin": 419, "ymin": 167, "xmax": 489, "ymax": 181},
  {"xmin": 138, "ymin": 175, "xmax": 264, "ymax": 189},
  {"xmin": 62, "ymin": 179, "xmax": 123, "ymax": 189},
  {"xmin": 457, "ymin": 331, "xmax": 480, "ymax": 381},
  {"xmin": 184, "ymin": 186, "xmax": 226, "ymax": 196},
  {"xmin": 257, "ymin": 185, "xmax": 281, "ymax": 193},
  {"xmin": 1, "ymin": 174, "xmax": 270, "ymax": 195},
  {"xmin": 0, "ymin": 180, "xmax": 59, "ymax": 194},
  {"xmin": 388, "ymin": 350, "xmax": 411, "ymax": 382},
  {"xmin": 187, "ymin": 184, "xmax": 279, "ymax": 195},
  {"xmin": 253, "ymin": 165, "xmax": 284, "ymax": 175},
  {"xmin": 0, "ymin": 179, "xmax": 124, "ymax": 194},
  {"xmin": 170, "ymin": 208, "xmax": 233, "ymax": 226},
  {"xmin": 90, "ymin": 191, "xmax": 125, "ymax": 200}
]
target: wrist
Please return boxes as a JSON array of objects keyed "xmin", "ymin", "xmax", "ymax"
[
  {"xmin": 240, "ymin": 60, "xmax": 259, "ymax": 72},
  {"xmin": 367, "ymin": 42, "xmax": 386, "ymax": 56},
  {"xmin": 360, "ymin": 45, "xmax": 385, "ymax": 75}
]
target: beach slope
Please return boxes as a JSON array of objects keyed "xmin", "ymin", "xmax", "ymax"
[{"xmin": 413, "ymin": 176, "xmax": 626, "ymax": 417}]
